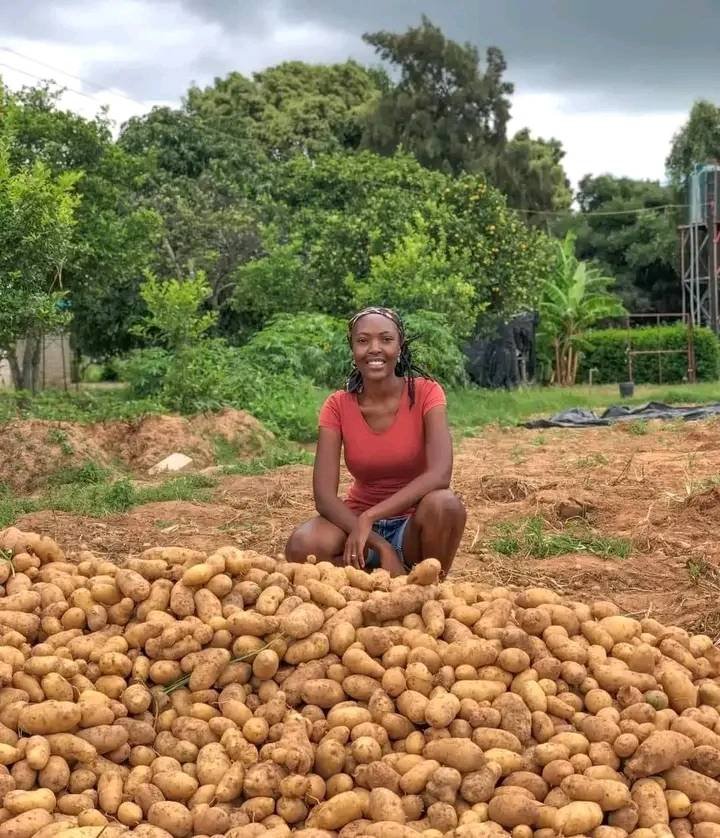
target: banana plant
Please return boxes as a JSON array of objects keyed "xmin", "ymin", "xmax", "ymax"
[{"xmin": 538, "ymin": 233, "xmax": 625, "ymax": 385}]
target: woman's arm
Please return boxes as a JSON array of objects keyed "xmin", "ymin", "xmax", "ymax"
[
  {"xmin": 360, "ymin": 405, "xmax": 452, "ymax": 523},
  {"xmin": 313, "ymin": 427, "xmax": 397, "ymax": 567}
]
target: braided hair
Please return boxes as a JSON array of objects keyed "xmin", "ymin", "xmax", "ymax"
[{"xmin": 346, "ymin": 307, "xmax": 431, "ymax": 407}]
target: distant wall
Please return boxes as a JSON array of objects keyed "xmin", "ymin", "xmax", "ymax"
[{"xmin": 0, "ymin": 333, "xmax": 72, "ymax": 389}]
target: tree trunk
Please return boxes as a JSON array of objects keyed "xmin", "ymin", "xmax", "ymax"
[
  {"xmin": 554, "ymin": 340, "xmax": 562, "ymax": 386},
  {"xmin": 6, "ymin": 347, "xmax": 22, "ymax": 390},
  {"xmin": 12, "ymin": 334, "xmax": 43, "ymax": 392},
  {"xmin": 30, "ymin": 334, "xmax": 43, "ymax": 393}
]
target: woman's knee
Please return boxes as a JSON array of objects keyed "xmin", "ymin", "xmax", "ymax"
[
  {"xmin": 418, "ymin": 489, "xmax": 466, "ymax": 525},
  {"xmin": 284, "ymin": 517, "xmax": 345, "ymax": 563},
  {"xmin": 284, "ymin": 523, "xmax": 314, "ymax": 562}
]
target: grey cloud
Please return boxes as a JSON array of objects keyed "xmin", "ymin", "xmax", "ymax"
[
  {"xmin": 180, "ymin": 0, "xmax": 720, "ymax": 110},
  {"xmin": 1, "ymin": 0, "xmax": 718, "ymax": 113}
]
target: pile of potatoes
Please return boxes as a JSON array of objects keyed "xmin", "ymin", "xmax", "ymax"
[{"xmin": 1, "ymin": 528, "xmax": 720, "ymax": 838}]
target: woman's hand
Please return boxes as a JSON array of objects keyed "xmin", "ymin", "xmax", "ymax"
[{"xmin": 343, "ymin": 514, "xmax": 373, "ymax": 568}]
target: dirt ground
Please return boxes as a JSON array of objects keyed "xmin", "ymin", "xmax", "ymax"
[
  {"xmin": 0, "ymin": 409, "xmax": 271, "ymax": 492},
  {"xmin": 16, "ymin": 418, "xmax": 720, "ymax": 635}
]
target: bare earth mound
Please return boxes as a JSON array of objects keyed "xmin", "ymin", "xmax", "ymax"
[{"xmin": 0, "ymin": 408, "xmax": 272, "ymax": 491}]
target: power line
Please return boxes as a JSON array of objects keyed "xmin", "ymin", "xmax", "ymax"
[
  {"xmin": 516, "ymin": 203, "xmax": 689, "ymax": 217},
  {"xmin": 0, "ymin": 45, "xmax": 146, "ymax": 108},
  {"xmin": 0, "ymin": 50, "xmax": 689, "ymax": 221},
  {"xmin": 0, "ymin": 61, "xmax": 109, "ymax": 108}
]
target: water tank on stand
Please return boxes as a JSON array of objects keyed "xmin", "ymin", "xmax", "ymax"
[{"xmin": 687, "ymin": 164, "xmax": 720, "ymax": 225}]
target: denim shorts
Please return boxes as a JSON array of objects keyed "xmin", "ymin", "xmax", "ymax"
[{"xmin": 365, "ymin": 515, "xmax": 411, "ymax": 570}]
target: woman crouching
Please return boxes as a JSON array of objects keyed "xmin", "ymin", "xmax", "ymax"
[{"xmin": 284, "ymin": 306, "xmax": 466, "ymax": 577}]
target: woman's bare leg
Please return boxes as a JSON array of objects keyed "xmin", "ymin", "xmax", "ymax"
[
  {"xmin": 284, "ymin": 516, "xmax": 347, "ymax": 565},
  {"xmin": 402, "ymin": 489, "xmax": 466, "ymax": 576}
]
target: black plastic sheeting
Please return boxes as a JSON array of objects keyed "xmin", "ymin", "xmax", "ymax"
[
  {"xmin": 523, "ymin": 401, "xmax": 720, "ymax": 429},
  {"xmin": 466, "ymin": 312, "xmax": 539, "ymax": 389}
]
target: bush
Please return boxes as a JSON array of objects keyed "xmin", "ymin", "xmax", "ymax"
[
  {"xmin": 120, "ymin": 339, "xmax": 321, "ymax": 441},
  {"xmin": 577, "ymin": 324, "xmax": 719, "ymax": 384},
  {"xmin": 238, "ymin": 313, "xmax": 348, "ymax": 388},
  {"xmin": 405, "ymin": 311, "xmax": 468, "ymax": 387},
  {"xmin": 348, "ymin": 225, "xmax": 479, "ymax": 339},
  {"xmin": 118, "ymin": 347, "xmax": 172, "ymax": 397},
  {"xmin": 238, "ymin": 310, "xmax": 468, "ymax": 390}
]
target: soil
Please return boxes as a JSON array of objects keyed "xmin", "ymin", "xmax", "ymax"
[
  {"xmin": 14, "ymin": 417, "xmax": 720, "ymax": 635},
  {"xmin": 0, "ymin": 408, "xmax": 272, "ymax": 492}
]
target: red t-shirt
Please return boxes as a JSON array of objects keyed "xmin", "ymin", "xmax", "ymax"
[{"xmin": 318, "ymin": 377, "xmax": 446, "ymax": 515}]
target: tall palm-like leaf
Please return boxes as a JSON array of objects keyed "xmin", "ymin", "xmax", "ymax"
[{"xmin": 539, "ymin": 233, "xmax": 625, "ymax": 384}]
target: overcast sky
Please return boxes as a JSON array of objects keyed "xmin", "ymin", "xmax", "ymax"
[{"xmin": 0, "ymin": 0, "xmax": 717, "ymax": 189}]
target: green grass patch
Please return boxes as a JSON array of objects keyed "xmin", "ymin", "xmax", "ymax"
[
  {"xmin": 48, "ymin": 461, "xmax": 112, "ymax": 486},
  {"xmin": 3, "ymin": 380, "xmax": 719, "ymax": 443},
  {"xmin": 489, "ymin": 515, "xmax": 631, "ymax": 560},
  {"xmin": 574, "ymin": 453, "xmax": 609, "ymax": 469},
  {"xmin": 0, "ymin": 388, "xmax": 166, "ymax": 424},
  {"xmin": 221, "ymin": 443, "xmax": 314, "ymax": 476},
  {"xmin": 446, "ymin": 381, "xmax": 720, "ymax": 438},
  {"xmin": 627, "ymin": 420, "xmax": 649, "ymax": 436},
  {"xmin": 0, "ymin": 473, "xmax": 218, "ymax": 527},
  {"xmin": 46, "ymin": 428, "xmax": 74, "ymax": 455}
]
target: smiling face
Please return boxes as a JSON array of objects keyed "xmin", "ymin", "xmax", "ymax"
[{"xmin": 350, "ymin": 312, "xmax": 402, "ymax": 383}]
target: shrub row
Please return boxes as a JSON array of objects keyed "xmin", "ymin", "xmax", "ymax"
[
  {"xmin": 577, "ymin": 324, "xmax": 720, "ymax": 384},
  {"xmin": 118, "ymin": 310, "xmax": 467, "ymax": 441}
]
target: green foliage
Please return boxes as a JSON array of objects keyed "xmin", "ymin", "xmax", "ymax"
[
  {"xmin": 231, "ymin": 234, "xmax": 310, "ymax": 336},
  {"xmin": 119, "ymin": 338, "xmax": 322, "ymax": 441},
  {"xmin": 348, "ymin": 224, "xmax": 479, "ymax": 338},
  {"xmin": 252, "ymin": 152, "xmax": 552, "ymax": 330},
  {"xmin": 493, "ymin": 130, "xmax": 572, "ymax": 216},
  {"xmin": 235, "ymin": 309, "xmax": 469, "ymax": 392},
  {"xmin": 0, "ymin": 388, "xmax": 165, "ymax": 424},
  {"xmin": 133, "ymin": 271, "xmax": 217, "ymax": 350},
  {"xmin": 3, "ymin": 84, "xmax": 163, "ymax": 361},
  {"xmin": 117, "ymin": 347, "xmax": 171, "ymax": 398},
  {"xmin": 360, "ymin": 18, "xmax": 569, "ymax": 213},
  {"xmin": 238, "ymin": 313, "xmax": 348, "ymax": 388},
  {"xmin": 0, "ymin": 473, "xmax": 218, "ymax": 528},
  {"xmin": 362, "ymin": 16, "xmax": 512, "ymax": 175},
  {"xmin": 48, "ymin": 461, "xmax": 112, "ymax": 486},
  {"xmin": 577, "ymin": 324, "xmax": 720, "ymax": 384},
  {"xmin": 489, "ymin": 515, "xmax": 631, "ymax": 560},
  {"xmin": 560, "ymin": 175, "xmax": 679, "ymax": 312},
  {"xmin": 667, "ymin": 100, "xmax": 720, "ymax": 184},
  {"xmin": 404, "ymin": 312, "xmax": 468, "ymax": 387},
  {"xmin": 0, "ymin": 141, "xmax": 80, "ymax": 389},
  {"xmin": 442, "ymin": 175, "xmax": 557, "ymax": 320},
  {"xmin": 627, "ymin": 420, "xmax": 649, "ymax": 436},
  {"xmin": 538, "ymin": 234, "xmax": 626, "ymax": 385},
  {"xmin": 187, "ymin": 61, "xmax": 381, "ymax": 159},
  {"xmin": 220, "ymin": 442, "xmax": 314, "ymax": 476}
]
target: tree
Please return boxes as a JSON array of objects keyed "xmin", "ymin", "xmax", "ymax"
[
  {"xmin": 0, "ymin": 145, "xmax": 80, "ymax": 390},
  {"xmin": 1, "ymin": 83, "xmax": 162, "ymax": 360},
  {"xmin": 186, "ymin": 61, "xmax": 382, "ymax": 160},
  {"xmin": 232, "ymin": 151, "xmax": 555, "ymax": 334},
  {"xmin": 538, "ymin": 233, "xmax": 626, "ymax": 385},
  {"xmin": 667, "ymin": 100, "xmax": 720, "ymax": 184},
  {"xmin": 362, "ymin": 16, "xmax": 513, "ymax": 175},
  {"xmin": 348, "ymin": 222, "xmax": 479, "ymax": 337},
  {"xmin": 561, "ymin": 175, "xmax": 679, "ymax": 312},
  {"xmin": 133, "ymin": 271, "xmax": 217, "ymax": 351},
  {"xmin": 493, "ymin": 129, "xmax": 572, "ymax": 217},
  {"xmin": 119, "ymin": 105, "xmax": 260, "ymax": 185},
  {"xmin": 119, "ymin": 106, "xmax": 263, "ymax": 341}
]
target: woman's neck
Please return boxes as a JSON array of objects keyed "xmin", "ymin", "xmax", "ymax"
[{"xmin": 361, "ymin": 375, "xmax": 405, "ymax": 401}]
